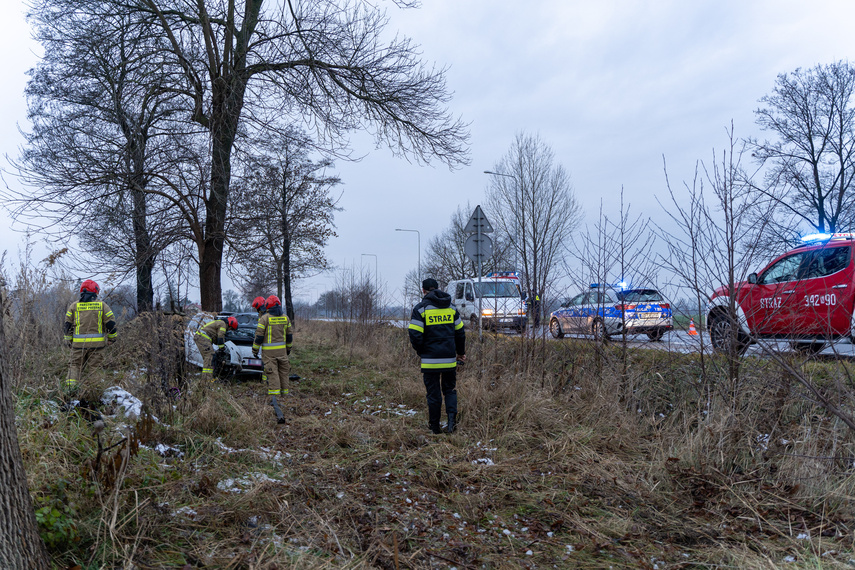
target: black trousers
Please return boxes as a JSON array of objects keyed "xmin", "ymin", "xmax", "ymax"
[{"xmin": 422, "ymin": 368, "xmax": 458, "ymax": 426}]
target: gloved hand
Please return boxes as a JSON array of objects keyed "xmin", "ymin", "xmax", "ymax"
[
  {"xmin": 252, "ymin": 350, "xmax": 259, "ymax": 359},
  {"xmin": 287, "ymin": 348, "xmax": 291, "ymax": 355},
  {"xmin": 217, "ymin": 345, "xmax": 227, "ymax": 354}
]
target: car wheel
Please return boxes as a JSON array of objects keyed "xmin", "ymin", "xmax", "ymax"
[
  {"xmin": 790, "ymin": 341, "xmax": 825, "ymax": 354},
  {"xmin": 709, "ymin": 315, "xmax": 747, "ymax": 355},
  {"xmin": 647, "ymin": 329, "xmax": 664, "ymax": 342},
  {"xmin": 592, "ymin": 320, "xmax": 609, "ymax": 342},
  {"xmin": 550, "ymin": 318, "xmax": 564, "ymax": 339}
]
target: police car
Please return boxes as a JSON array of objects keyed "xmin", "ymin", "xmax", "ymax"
[
  {"xmin": 707, "ymin": 233, "xmax": 855, "ymax": 353},
  {"xmin": 549, "ymin": 284, "xmax": 673, "ymax": 341}
]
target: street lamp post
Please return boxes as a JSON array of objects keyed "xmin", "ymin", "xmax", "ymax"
[
  {"xmin": 485, "ymin": 170, "xmax": 532, "ymax": 331},
  {"xmin": 395, "ymin": 228, "xmax": 421, "ymax": 283},
  {"xmin": 361, "ymin": 253, "xmax": 378, "ymax": 284}
]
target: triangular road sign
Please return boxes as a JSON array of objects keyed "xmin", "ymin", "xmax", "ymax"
[{"xmin": 464, "ymin": 205, "xmax": 494, "ymax": 233}]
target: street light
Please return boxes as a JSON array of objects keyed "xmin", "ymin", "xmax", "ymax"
[
  {"xmin": 395, "ymin": 228, "xmax": 421, "ymax": 282},
  {"xmin": 361, "ymin": 253, "xmax": 378, "ymax": 284}
]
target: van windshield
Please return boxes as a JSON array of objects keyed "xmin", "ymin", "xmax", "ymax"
[{"xmin": 473, "ymin": 281, "xmax": 521, "ymax": 298}]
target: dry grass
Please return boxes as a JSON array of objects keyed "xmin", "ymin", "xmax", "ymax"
[{"xmin": 8, "ymin": 316, "xmax": 855, "ymax": 568}]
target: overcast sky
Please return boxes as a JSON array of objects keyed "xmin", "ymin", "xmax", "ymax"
[{"xmin": 2, "ymin": 0, "xmax": 854, "ymax": 305}]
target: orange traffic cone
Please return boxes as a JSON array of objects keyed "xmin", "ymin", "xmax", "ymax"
[{"xmin": 688, "ymin": 319, "xmax": 699, "ymax": 336}]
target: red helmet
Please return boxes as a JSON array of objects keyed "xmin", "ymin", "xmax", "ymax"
[
  {"xmin": 251, "ymin": 296, "xmax": 266, "ymax": 311},
  {"xmin": 227, "ymin": 316, "xmax": 238, "ymax": 330},
  {"xmin": 265, "ymin": 295, "xmax": 281, "ymax": 308},
  {"xmin": 80, "ymin": 279, "xmax": 100, "ymax": 294}
]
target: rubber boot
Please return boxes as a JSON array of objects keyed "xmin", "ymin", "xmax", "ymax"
[
  {"xmin": 446, "ymin": 413, "xmax": 456, "ymax": 434},
  {"xmin": 271, "ymin": 396, "xmax": 286, "ymax": 424},
  {"xmin": 428, "ymin": 421, "xmax": 442, "ymax": 435}
]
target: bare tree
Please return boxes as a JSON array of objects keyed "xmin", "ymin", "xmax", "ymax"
[
  {"xmin": 0, "ymin": 281, "xmax": 50, "ymax": 568},
  {"xmin": 749, "ymin": 61, "xmax": 855, "ymax": 234},
  {"xmin": 119, "ymin": 0, "xmax": 470, "ymax": 311},
  {"xmin": 421, "ymin": 203, "xmax": 514, "ymax": 286},
  {"xmin": 12, "ymin": 1, "xmax": 188, "ymax": 312},
  {"xmin": 486, "ymin": 132, "xmax": 582, "ymax": 324},
  {"xmin": 226, "ymin": 129, "xmax": 341, "ymax": 321}
]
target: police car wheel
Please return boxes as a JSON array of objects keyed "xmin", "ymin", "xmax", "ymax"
[
  {"xmin": 592, "ymin": 320, "xmax": 609, "ymax": 342},
  {"xmin": 550, "ymin": 318, "xmax": 564, "ymax": 339},
  {"xmin": 647, "ymin": 329, "xmax": 664, "ymax": 342}
]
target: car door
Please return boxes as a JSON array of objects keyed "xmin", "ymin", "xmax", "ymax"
[
  {"xmin": 563, "ymin": 292, "xmax": 588, "ymax": 332},
  {"xmin": 793, "ymin": 244, "xmax": 854, "ymax": 335},
  {"xmin": 743, "ymin": 250, "xmax": 811, "ymax": 335}
]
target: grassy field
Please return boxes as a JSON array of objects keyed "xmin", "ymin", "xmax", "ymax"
[{"xmin": 10, "ymin": 316, "xmax": 855, "ymax": 568}]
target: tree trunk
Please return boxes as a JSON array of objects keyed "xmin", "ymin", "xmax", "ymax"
[
  {"xmin": 199, "ymin": 74, "xmax": 247, "ymax": 312},
  {"xmin": 0, "ymin": 287, "xmax": 50, "ymax": 569},
  {"xmin": 132, "ymin": 186, "xmax": 155, "ymax": 313}
]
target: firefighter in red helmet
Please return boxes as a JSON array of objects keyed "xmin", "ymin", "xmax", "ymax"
[
  {"xmin": 251, "ymin": 296, "xmax": 267, "ymax": 314},
  {"xmin": 63, "ymin": 279, "xmax": 118, "ymax": 400},
  {"xmin": 194, "ymin": 315, "xmax": 238, "ymax": 382},
  {"xmin": 253, "ymin": 294, "xmax": 292, "ymax": 423}
]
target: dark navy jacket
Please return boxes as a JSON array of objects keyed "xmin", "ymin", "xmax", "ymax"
[{"xmin": 408, "ymin": 289, "xmax": 465, "ymax": 370}]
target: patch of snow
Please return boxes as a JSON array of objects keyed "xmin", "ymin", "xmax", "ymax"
[
  {"xmin": 172, "ymin": 506, "xmax": 198, "ymax": 519},
  {"xmin": 473, "ymin": 458, "xmax": 495, "ymax": 466},
  {"xmin": 796, "ymin": 533, "xmax": 809, "ymax": 540},
  {"xmin": 217, "ymin": 472, "xmax": 281, "ymax": 493},
  {"xmin": 102, "ymin": 386, "xmax": 153, "ymax": 421},
  {"xmin": 783, "ymin": 555, "xmax": 796, "ymax": 562}
]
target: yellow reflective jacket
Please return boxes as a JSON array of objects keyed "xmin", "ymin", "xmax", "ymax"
[
  {"xmin": 253, "ymin": 310, "xmax": 293, "ymax": 355},
  {"xmin": 64, "ymin": 300, "xmax": 117, "ymax": 348},
  {"xmin": 196, "ymin": 319, "xmax": 228, "ymax": 345}
]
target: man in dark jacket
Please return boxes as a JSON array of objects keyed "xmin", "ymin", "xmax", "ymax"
[{"xmin": 408, "ymin": 278, "xmax": 466, "ymax": 434}]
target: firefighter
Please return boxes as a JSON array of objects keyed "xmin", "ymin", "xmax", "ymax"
[
  {"xmin": 251, "ymin": 296, "xmax": 268, "ymax": 384},
  {"xmin": 408, "ymin": 278, "xmax": 466, "ymax": 434},
  {"xmin": 251, "ymin": 296, "xmax": 267, "ymax": 315},
  {"xmin": 194, "ymin": 316, "xmax": 238, "ymax": 382},
  {"xmin": 63, "ymin": 280, "xmax": 118, "ymax": 400},
  {"xmin": 253, "ymin": 295, "xmax": 292, "ymax": 424}
]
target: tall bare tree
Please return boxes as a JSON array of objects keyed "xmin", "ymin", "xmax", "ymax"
[
  {"xmin": 13, "ymin": 1, "xmax": 187, "ymax": 312},
  {"xmin": 227, "ymin": 129, "xmax": 341, "ymax": 320},
  {"xmin": 749, "ymin": 61, "xmax": 855, "ymax": 234},
  {"xmin": 486, "ymin": 132, "xmax": 582, "ymax": 319},
  {"xmin": 121, "ymin": 0, "xmax": 469, "ymax": 310}
]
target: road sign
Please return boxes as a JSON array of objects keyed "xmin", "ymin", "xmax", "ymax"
[
  {"xmin": 464, "ymin": 205, "xmax": 493, "ymax": 234},
  {"xmin": 464, "ymin": 234, "xmax": 493, "ymax": 263}
]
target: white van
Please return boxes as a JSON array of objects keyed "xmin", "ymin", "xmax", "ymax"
[{"xmin": 447, "ymin": 272, "xmax": 527, "ymax": 331}]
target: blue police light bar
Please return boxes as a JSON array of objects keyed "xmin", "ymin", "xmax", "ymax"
[
  {"xmin": 591, "ymin": 282, "xmax": 631, "ymax": 290},
  {"xmin": 801, "ymin": 233, "xmax": 833, "ymax": 242}
]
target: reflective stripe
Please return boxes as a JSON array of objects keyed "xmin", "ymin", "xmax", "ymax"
[
  {"xmin": 202, "ymin": 367, "xmax": 213, "ymax": 373},
  {"xmin": 421, "ymin": 357, "xmax": 457, "ymax": 365},
  {"xmin": 196, "ymin": 331, "xmax": 212, "ymax": 341},
  {"xmin": 408, "ymin": 320, "xmax": 424, "ymax": 333},
  {"xmin": 72, "ymin": 335, "xmax": 107, "ymax": 344},
  {"xmin": 262, "ymin": 342, "xmax": 288, "ymax": 349},
  {"xmin": 421, "ymin": 361, "xmax": 457, "ymax": 369},
  {"xmin": 454, "ymin": 319, "xmax": 464, "ymax": 330},
  {"xmin": 268, "ymin": 389, "xmax": 281, "ymax": 395},
  {"xmin": 65, "ymin": 379, "xmax": 77, "ymax": 385}
]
